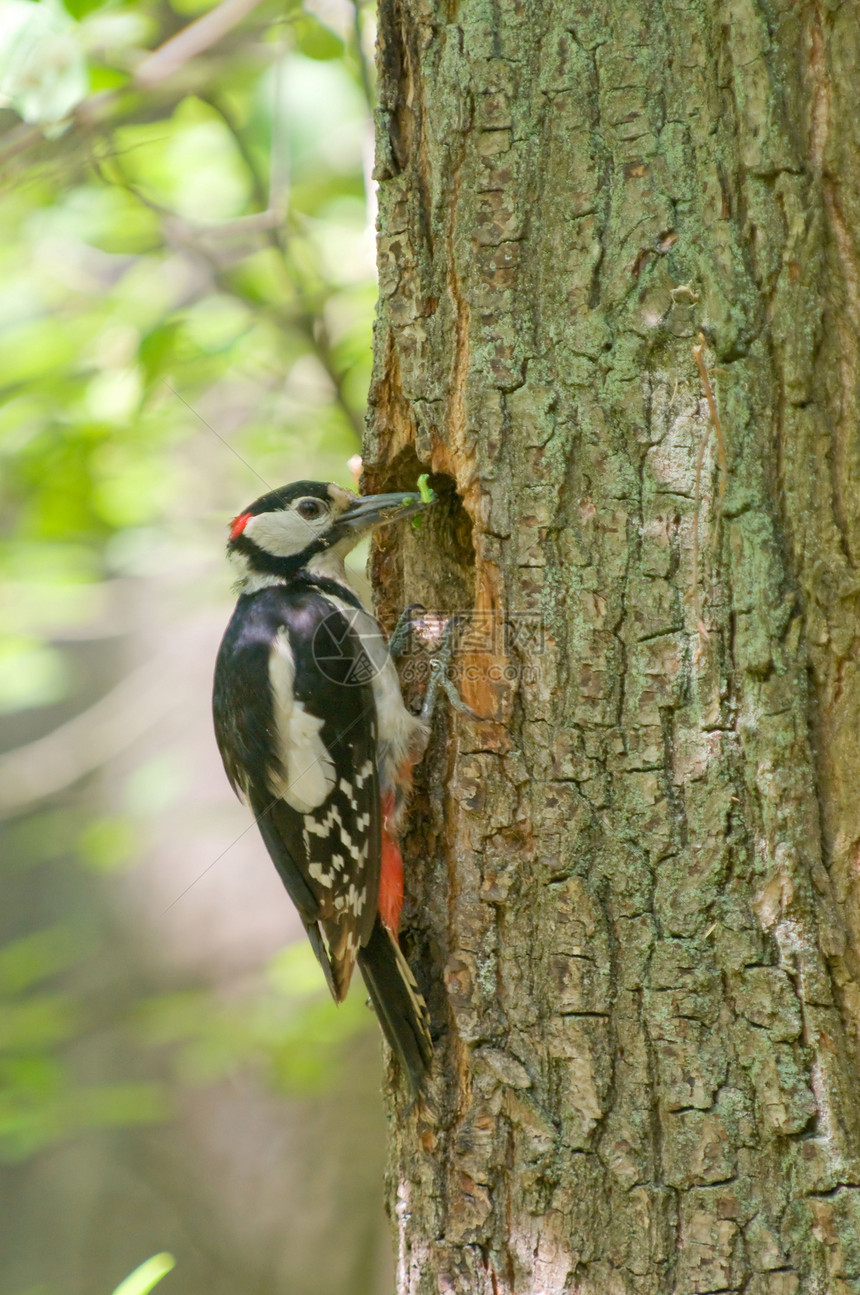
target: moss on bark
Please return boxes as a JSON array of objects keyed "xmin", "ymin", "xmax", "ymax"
[{"xmin": 366, "ymin": 1, "xmax": 860, "ymax": 1290}]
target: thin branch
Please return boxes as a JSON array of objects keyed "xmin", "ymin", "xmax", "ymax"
[
  {"xmin": 0, "ymin": 0, "xmax": 273, "ymax": 167},
  {"xmin": 134, "ymin": 0, "xmax": 270, "ymax": 89},
  {"xmin": 350, "ymin": 0, "xmax": 375, "ymax": 115},
  {"xmin": 267, "ymin": 34, "xmax": 291, "ymax": 225},
  {"xmin": 159, "ymin": 103, "xmax": 365, "ymax": 442},
  {"xmin": 0, "ymin": 90, "xmax": 118, "ymax": 166},
  {"xmin": 200, "ymin": 94, "xmax": 271, "ymax": 217},
  {"xmin": 0, "ymin": 31, "xmax": 365, "ymax": 443}
]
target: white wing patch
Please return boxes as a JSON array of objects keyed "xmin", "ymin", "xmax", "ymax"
[{"xmin": 268, "ymin": 626, "xmax": 336, "ymax": 812}]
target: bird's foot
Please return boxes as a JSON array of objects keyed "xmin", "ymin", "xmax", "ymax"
[
  {"xmin": 388, "ymin": 603, "xmax": 427, "ymax": 664},
  {"xmin": 419, "ymin": 614, "xmax": 480, "ymax": 726}
]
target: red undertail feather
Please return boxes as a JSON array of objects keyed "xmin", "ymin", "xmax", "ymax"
[
  {"xmin": 360, "ymin": 774, "xmax": 431, "ymax": 1093},
  {"xmin": 379, "ymin": 792, "xmax": 404, "ymax": 934}
]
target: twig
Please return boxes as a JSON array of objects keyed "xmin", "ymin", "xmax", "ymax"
[
  {"xmin": 0, "ymin": 0, "xmax": 271, "ymax": 167},
  {"xmin": 267, "ymin": 34, "xmax": 290, "ymax": 224},
  {"xmin": 0, "ymin": 21, "xmax": 365, "ymax": 444},
  {"xmin": 105, "ymin": 149, "xmax": 366, "ymax": 443},
  {"xmin": 350, "ymin": 0, "xmax": 375, "ymax": 115},
  {"xmin": 176, "ymin": 99, "xmax": 363, "ymax": 443},
  {"xmin": 134, "ymin": 0, "xmax": 269, "ymax": 89},
  {"xmin": 201, "ymin": 93, "xmax": 272, "ymax": 217}
]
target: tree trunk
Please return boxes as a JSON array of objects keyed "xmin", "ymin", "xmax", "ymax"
[{"xmin": 364, "ymin": 1, "xmax": 860, "ymax": 1290}]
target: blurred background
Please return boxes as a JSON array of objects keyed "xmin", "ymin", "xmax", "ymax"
[{"xmin": 0, "ymin": 0, "xmax": 394, "ymax": 1290}]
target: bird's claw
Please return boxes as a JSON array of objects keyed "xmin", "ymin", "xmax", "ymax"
[
  {"xmin": 420, "ymin": 614, "xmax": 479, "ymax": 725},
  {"xmin": 388, "ymin": 603, "xmax": 428, "ymax": 663}
]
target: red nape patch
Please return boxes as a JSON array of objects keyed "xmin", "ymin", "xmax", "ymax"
[
  {"xmin": 379, "ymin": 824, "xmax": 404, "ymax": 936},
  {"xmin": 229, "ymin": 511, "xmax": 252, "ymax": 540}
]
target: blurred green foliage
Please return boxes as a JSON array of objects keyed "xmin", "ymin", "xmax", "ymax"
[
  {"xmin": 0, "ymin": 0, "xmax": 373, "ymax": 565},
  {"xmin": 0, "ymin": 0, "xmax": 379, "ymax": 1176},
  {"xmin": 0, "ymin": 920, "xmax": 170, "ymax": 1162},
  {"xmin": 137, "ymin": 943, "xmax": 369, "ymax": 1091},
  {"xmin": 111, "ymin": 1254, "xmax": 175, "ymax": 1295}
]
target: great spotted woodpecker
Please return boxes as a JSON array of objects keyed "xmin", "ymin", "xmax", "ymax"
[{"xmin": 212, "ymin": 480, "xmax": 436, "ymax": 1091}]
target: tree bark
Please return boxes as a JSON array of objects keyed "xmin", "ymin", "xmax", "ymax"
[{"xmin": 364, "ymin": 1, "xmax": 860, "ymax": 1291}]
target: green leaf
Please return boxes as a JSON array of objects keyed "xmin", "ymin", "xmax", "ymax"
[
  {"xmin": 0, "ymin": 0, "xmax": 88, "ymax": 125},
  {"xmin": 63, "ymin": 0, "xmax": 109, "ymax": 17},
  {"xmin": 293, "ymin": 15, "xmax": 344, "ymax": 61},
  {"xmin": 0, "ymin": 925, "xmax": 86, "ymax": 995},
  {"xmin": 0, "ymin": 995, "xmax": 78, "ymax": 1051},
  {"xmin": 76, "ymin": 815, "xmax": 136, "ymax": 873},
  {"xmin": 138, "ymin": 323, "xmax": 182, "ymax": 386},
  {"xmin": 268, "ymin": 940, "xmax": 330, "ymax": 997},
  {"xmin": 111, "ymin": 1254, "xmax": 175, "ymax": 1295},
  {"xmin": 0, "ymin": 638, "xmax": 69, "ymax": 713},
  {"xmin": 0, "ymin": 316, "xmax": 81, "ymax": 388}
]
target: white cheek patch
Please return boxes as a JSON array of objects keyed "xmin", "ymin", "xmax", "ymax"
[
  {"xmin": 245, "ymin": 509, "xmax": 326, "ymax": 558},
  {"xmin": 228, "ymin": 549, "xmax": 288, "ymax": 593},
  {"xmin": 305, "ymin": 547, "xmax": 348, "ymax": 584},
  {"xmin": 268, "ymin": 627, "xmax": 335, "ymax": 812}
]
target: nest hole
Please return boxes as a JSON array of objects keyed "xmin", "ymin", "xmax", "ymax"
[{"xmin": 369, "ymin": 451, "xmax": 475, "ymax": 625}]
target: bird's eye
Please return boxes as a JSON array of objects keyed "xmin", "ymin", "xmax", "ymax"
[{"xmin": 297, "ymin": 499, "xmax": 324, "ymax": 520}]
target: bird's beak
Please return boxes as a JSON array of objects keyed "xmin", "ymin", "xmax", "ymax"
[{"xmin": 339, "ymin": 489, "xmax": 435, "ymax": 534}]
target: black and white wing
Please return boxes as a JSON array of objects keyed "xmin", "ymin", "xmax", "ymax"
[{"xmin": 213, "ymin": 585, "xmax": 381, "ymax": 999}]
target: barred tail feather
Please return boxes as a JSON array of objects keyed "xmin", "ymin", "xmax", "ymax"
[{"xmin": 357, "ymin": 917, "xmax": 432, "ymax": 1094}]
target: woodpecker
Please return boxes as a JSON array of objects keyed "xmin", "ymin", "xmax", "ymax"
[{"xmin": 212, "ymin": 480, "xmax": 435, "ymax": 1092}]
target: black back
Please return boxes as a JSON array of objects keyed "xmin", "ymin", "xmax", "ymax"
[{"xmin": 213, "ymin": 581, "xmax": 381, "ymax": 996}]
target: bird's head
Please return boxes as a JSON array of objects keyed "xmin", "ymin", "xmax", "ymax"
[{"xmin": 226, "ymin": 480, "xmax": 433, "ymax": 588}]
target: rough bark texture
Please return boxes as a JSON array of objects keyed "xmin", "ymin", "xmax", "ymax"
[{"xmin": 364, "ymin": 1, "xmax": 860, "ymax": 1291}]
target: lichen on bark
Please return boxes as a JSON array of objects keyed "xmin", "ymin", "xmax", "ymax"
[{"xmin": 365, "ymin": 1, "xmax": 860, "ymax": 1291}]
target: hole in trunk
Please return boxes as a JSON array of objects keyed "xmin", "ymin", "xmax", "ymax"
[{"xmin": 369, "ymin": 452, "xmax": 475, "ymax": 621}]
